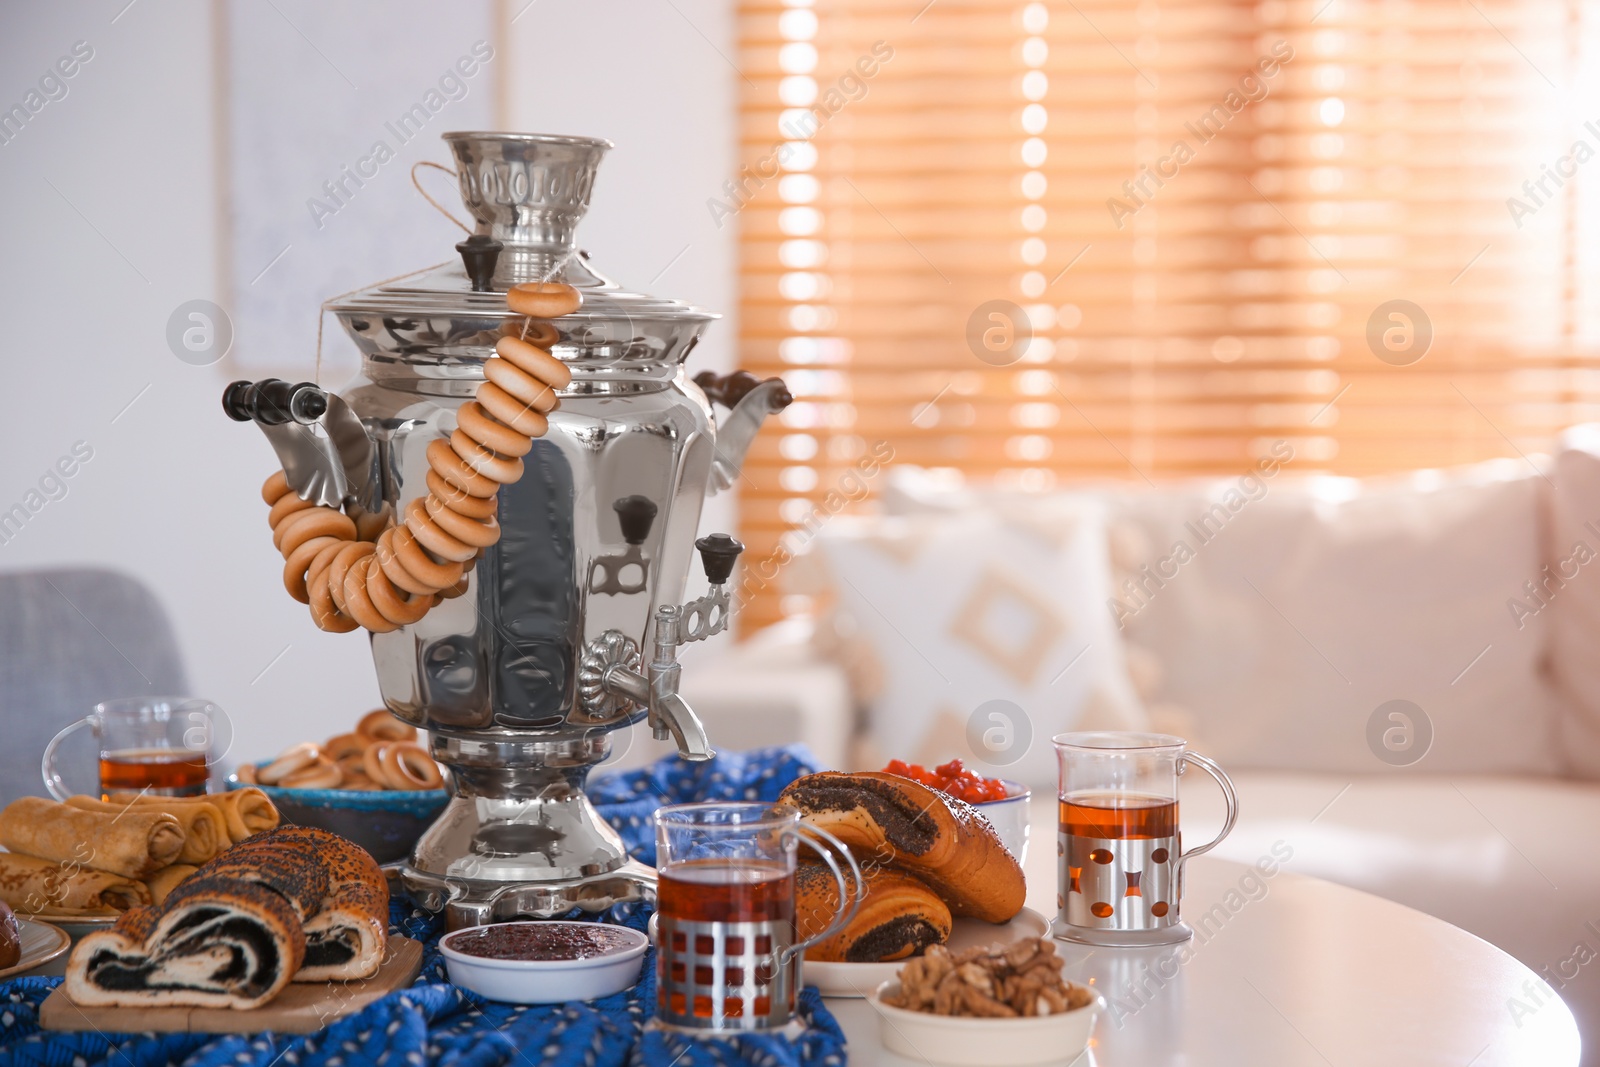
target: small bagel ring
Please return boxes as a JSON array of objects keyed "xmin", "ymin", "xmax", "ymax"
[
  {"xmin": 358, "ymin": 709, "xmax": 416, "ymax": 742},
  {"xmin": 323, "ymin": 732, "xmax": 367, "ymax": 762},
  {"xmin": 449, "ymin": 428, "xmax": 524, "ymax": 484},
  {"xmin": 281, "ymin": 507, "xmax": 358, "ymax": 556},
  {"xmin": 507, "ymin": 281, "xmax": 582, "ymax": 318},
  {"xmin": 425, "ymin": 438, "xmax": 500, "ymax": 499},
  {"xmin": 362, "ymin": 741, "xmax": 391, "ymax": 785},
  {"xmin": 280, "ymin": 754, "xmax": 342, "ymax": 790},
  {"xmin": 508, "ymin": 319, "xmax": 560, "ymax": 347},
  {"xmin": 392, "ymin": 524, "xmax": 465, "ymax": 590},
  {"xmin": 259, "ymin": 742, "xmax": 320, "ymax": 785},
  {"xmin": 262, "ymin": 471, "xmax": 290, "ymax": 505},
  {"xmin": 375, "ymin": 527, "xmax": 438, "ymax": 596},
  {"xmin": 365, "ymin": 559, "xmax": 434, "ymax": 625},
  {"xmin": 425, "ymin": 494, "xmax": 501, "ymax": 548},
  {"xmin": 381, "ymin": 742, "xmax": 444, "ymax": 790},
  {"xmin": 340, "ymin": 556, "xmax": 400, "ymax": 633},
  {"xmin": 309, "ymin": 578, "xmax": 360, "ymax": 633},
  {"xmin": 483, "ymin": 357, "xmax": 560, "ymax": 414},
  {"xmin": 326, "ymin": 541, "xmax": 376, "ymax": 612},
  {"xmin": 307, "ymin": 538, "xmax": 348, "ymax": 590},
  {"xmin": 406, "ymin": 497, "xmax": 478, "ymax": 563},
  {"xmin": 475, "ymin": 381, "xmax": 550, "ymax": 437},
  {"xmin": 267, "ymin": 490, "xmax": 315, "ymax": 530},
  {"xmin": 425, "ymin": 469, "xmax": 499, "ymax": 520},
  {"xmin": 274, "ymin": 505, "xmax": 355, "ymax": 554},
  {"xmin": 282, "ymin": 534, "xmax": 342, "ymax": 604},
  {"xmin": 457, "ymin": 400, "xmax": 532, "ymax": 457},
  {"xmin": 494, "ymin": 336, "xmax": 571, "ymax": 394}
]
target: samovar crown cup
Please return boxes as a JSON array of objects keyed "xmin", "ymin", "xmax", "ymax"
[{"xmin": 441, "ymin": 132, "xmax": 612, "ymax": 272}]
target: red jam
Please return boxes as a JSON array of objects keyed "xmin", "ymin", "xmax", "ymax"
[
  {"xmin": 882, "ymin": 758, "xmax": 1010, "ymax": 803},
  {"xmin": 446, "ymin": 923, "xmax": 636, "ymax": 961}
]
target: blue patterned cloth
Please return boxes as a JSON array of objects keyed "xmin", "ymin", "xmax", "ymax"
[{"xmin": 0, "ymin": 746, "xmax": 846, "ymax": 1067}]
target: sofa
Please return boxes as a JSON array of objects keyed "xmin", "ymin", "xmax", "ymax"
[{"xmin": 681, "ymin": 426, "xmax": 1600, "ymax": 1060}]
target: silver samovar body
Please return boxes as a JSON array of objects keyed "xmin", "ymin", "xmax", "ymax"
[{"xmin": 226, "ymin": 133, "xmax": 789, "ymax": 927}]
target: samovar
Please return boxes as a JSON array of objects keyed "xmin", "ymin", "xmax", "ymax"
[{"xmin": 224, "ymin": 132, "xmax": 790, "ymax": 927}]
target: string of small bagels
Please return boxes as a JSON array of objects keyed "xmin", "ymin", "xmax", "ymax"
[{"xmin": 261, "ymin": 282, "xmax": 578, "ymax": 634}]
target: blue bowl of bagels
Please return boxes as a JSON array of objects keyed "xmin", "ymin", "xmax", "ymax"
[{"xmin": 228, "ymin": 710, "xmax": 449, "ymax": 864}]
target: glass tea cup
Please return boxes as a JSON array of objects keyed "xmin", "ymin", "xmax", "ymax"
[
  {"xmin": 43, "ymin": 697, "xmax": 223, "ymax": 800},
  {"xmin": 654, "ymin": 801, "xmax": 863, "ymax": 1032},
  {"xmin": 1053, "ymin": 732, "xmax": 1238, "ymax": 946}
]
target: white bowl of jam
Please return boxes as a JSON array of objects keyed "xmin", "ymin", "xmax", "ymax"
[{"xmin": 439, "ymin": 921, "xmax": 649, "ymax": 1004}]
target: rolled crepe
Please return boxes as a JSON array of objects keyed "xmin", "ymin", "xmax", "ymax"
[
  {"xmin": 107, "ymin": 787, "xmax": 280, "ymax": 844},
  {"xmin": 209, "ymin": 788, "xmax": 280, "ymax": 841},
  {"xmin": 0, "ymin": 851, "xmax": 151, "ymax": 913},
  {"xmin": 68, "ymin": 796, "xmax": 226, "ymax": 865},
  {"xmin": 144, "ymin": 863, "xmax": 197, "ymax": 905},
  {"xmin": 0, "ymin": 797, "xmax": 183, "ymax": 879}
]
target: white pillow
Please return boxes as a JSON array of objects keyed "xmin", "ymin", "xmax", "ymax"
[
  {"xmin": 1544, "ymin": 424, "xmax": 1600, "ymax": 779},
  {"xmin": 885, "ymin": 461, "xmax": 1565, "ymax": 777},
  {"xmin": 810, "ymin": 503, "xmax": 1147, "ymax": 788}
]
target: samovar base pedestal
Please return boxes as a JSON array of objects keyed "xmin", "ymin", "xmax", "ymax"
[
  {"xmin": 399, "ymin": 734, "xmax": 659, "ymax": 929},
  {"xmin": 400, "ymin": 858, "xmax": 658, "ymax": 930}
]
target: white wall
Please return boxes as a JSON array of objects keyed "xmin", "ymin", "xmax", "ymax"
[
  {"xmin": 502, "ymin": 0, "xmax": 743, "ymax": 769},
  {"xmin": 501, "ymin": 0, "xmax": 741, "ymax": 542},
  {"xmin": 0, "ymin": 0, "xmax": 739, "ymax": 772}
]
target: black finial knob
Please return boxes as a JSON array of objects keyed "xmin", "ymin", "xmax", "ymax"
[
  {"xmin": 291, "ymin": 385, "xmax": 328, "ymax": 422},
  {"xmin": 221, "ymin": 379, "xmax": 327, "ymax": 425},
  {"xmin": 456, "ymin": 234, "xmax": 504, "ymax": 292},
  {"xmin": 252, "ymin": 379, "xmax": 292, "ymax": 425},
  {"xmin": 613, "ymin": 496, "xmax": 659, "ymax": 545},
  {"xmin": 222, "ymin": 380, "xmax": 257, "ymax": 422},
  {"xmin": 695, "ymin": 534, "xmax": 744, "ymax": 585}
]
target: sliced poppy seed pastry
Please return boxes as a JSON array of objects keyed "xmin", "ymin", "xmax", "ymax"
[
  {"xmin": 779, "ymin": 771, "xmax": 1026, "ymax": 923},
  {"xmin": 195, "ymin": 830, "xmax": 331, "ymax": 921},
  {"xmin": 271, "ymin": 826, "xmax": 388, "ymax": 981},
  {"xmin": 64, "ymin": 825, "xmax": 388, "ymax": 1007},
  {"xmin": 797, "ymin": 862, "xmax": 952, "ymax": 962},
  {"xmin": 65, "ymin": 875, "xmax": 306, "ymax": 1008}
]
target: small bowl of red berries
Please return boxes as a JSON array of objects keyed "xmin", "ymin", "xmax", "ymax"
[{"xmin": 881, "ymin": 758, "xmax": 1032, "ymax": 865}]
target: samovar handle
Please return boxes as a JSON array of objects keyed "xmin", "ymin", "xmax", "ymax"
[
  {"xmin": 222, "ymin": 379, "xmax": 380, "ymax": 511},
  {"xmin": 693, "ymin": 370, "xmax": 792, "ymax": 495}
]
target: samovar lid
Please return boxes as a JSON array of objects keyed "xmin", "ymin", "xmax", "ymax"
[{"xmin": 328, "ymin": 132, "xmax": 715, "ymax": 380}]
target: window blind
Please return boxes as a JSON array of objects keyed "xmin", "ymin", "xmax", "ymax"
[{"xmin": 733, "ymin": 0, "xmax": 1600, "ymax": 631}]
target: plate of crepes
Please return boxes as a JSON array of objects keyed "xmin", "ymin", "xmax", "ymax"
[
  {"xmin": 230, "ymin": 710, "xmax": 448, "ymax": 864},
  {"xmin": 777, "ymin": 770, "xmax": 1046, "ymax": 998},
  {"xmin": 0, "ymin": 788, "xmax": 282, "ymax": 933},
  {"xmin": 41, "ymin": 825, "xmax": 417, "ymax": 1034}
]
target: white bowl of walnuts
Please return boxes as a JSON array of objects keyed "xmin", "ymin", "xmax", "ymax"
[{"xmin": 868, "ymin": 938, "xmax": 1101, "ymax": 1067}]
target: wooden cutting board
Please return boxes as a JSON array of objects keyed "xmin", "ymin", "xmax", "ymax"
[{"xmin": 40, "ymin": 936, "xmax": 423, "ymax": 1035}]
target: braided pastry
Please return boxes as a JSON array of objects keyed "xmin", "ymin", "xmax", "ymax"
[{"xmin": 261, "ymin": 282, "xmax": 580, "ymax": 633}]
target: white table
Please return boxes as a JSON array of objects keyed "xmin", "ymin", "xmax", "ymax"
[{"xmin": 825, "ymin": 795, "xmax": 1581, "ymax": 1066}]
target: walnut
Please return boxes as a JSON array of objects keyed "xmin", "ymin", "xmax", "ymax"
[
  {"xmin": 953, "ymin": 983, "xmax": 1018, "ymax": 1018},
  {"xmin": 956, "ymin": 962, "xmax": 995, "ymax": 996},
  {"xmin": 1036, "ymin": 986, "xmax": 1068, "ymax": 1015},
  {"xmin": 886, "ymin": 937, "xmax": 1093, "ymax": 1019},
  {"xmin": 1003, "ymin": 939, "xmax": 1041, "ymax": 969},
  {"xmin": 933, "ymin": 970, "xmax": 967, "ymax": 1015}
]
